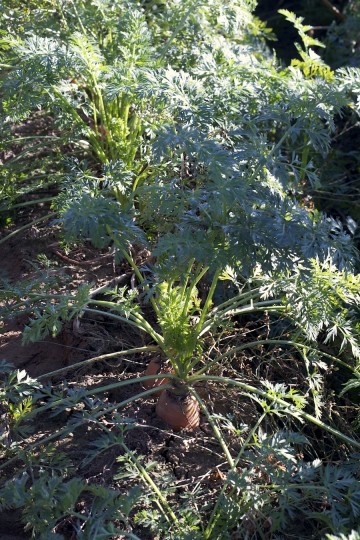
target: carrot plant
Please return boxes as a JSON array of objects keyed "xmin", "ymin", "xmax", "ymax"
[
  {"xmin": 14, "ymin": 241, "xmax": 360, "ymax": 429},
  {"xmin": 1, "ymin": 257, "xmax": 360, "ymax": 537},
  {"xmin": 2, "ymin": 263, "xmax": 360, "ymax": 531},
  {"xmin": 1, "ymin": 1, "xmax": 360, "ymax": 538}
]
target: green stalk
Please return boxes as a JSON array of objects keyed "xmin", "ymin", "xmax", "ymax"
[
  {"xmin": 250, "ymin": 125, "xmax": 293, "ymax": 182},
  {"xmin": 126, "ymin": 114, "xmax": 141, "ymax": 167},
  {"xmin": 132, "ymin": 164, "xmax": 150, "ymax": 193},
  {"xmin": 0, "ymin": 197, "xmax": 55, "ymax": 211},
  {"xmin": 119, "ymin": 95, "xmax": 131, "ymax": 127},
  {"xmin": 26, "ymin": 376, "xmax": 175, "ymax": 421},
  {"xmin": 51, "ymin": 88, "xmax": 87, "ymax": 126},
  {"xmin": 2, "ymin": 135, "xmax": 61, "ymax": 143},
  {"xmin": 90, "ymin": 89, "xmax": 99, "ymax": 136},
  {"xmin": 199, "ymin": 301, "xmax": 285, "ymax": 337},
  {"xmin": 158, "ymin": 0, "xmax": 203, "ymax": 60},
  {"xmin": 85, "ymin": 306, "xmax": 164, "ymax": 345},
  {"xmin": 204, "ymin": 411, "xmax": 267, "ymax": 539},
  {"xmin": 98, "ymin": 6, "xmax": 113, "ymax": 47},
  {"xmin": 120, "ymin": 248, "xmax": 161, "ymax": 319},
  {"xmin": 195, "ymin": 268, "xmax": 221, "ymax": 334},
  {"xmin": 76, "ymin": 375, "xmax": 174, "ymax": 400},
  {"xmin": 190, "ymin": 388, "xmax": 234, "ymax": 469},
  {"xmin": 69, "ymin": 0, "xmax": 87, "ymax": 34},
  {"xmin": 5, "ymin": 141, "xmax": 59, "ymax": 164},
  {"xmin": 53, "ymin": 0, "xmax": 69, "ymax": 31},
  {"xmin": 182, "ymin": 265, "xmax": 209, "ymax": 318},
  {"xmin": 179, "ymin": 258, "xmax": 195, "ymax": 300},
  {"xmin": 192, "ymin": 339, "xmax": 360, "ymax": 378},
  {"xmin": 0, "ymin": 385, "xmax": 170, "ymax": 472},
  {"xmin": 121, "ymin": 441, "xmax": 178, "ymax": 524},
  {"xmin": 190, "ymin": 375, "xmax": 360, "ymax": 449},
  {"xmin": 0, "ymin": 212, "xmax": 57, "ymax": 246},
  {"xmin": 37, "ymin": 345, "xmax": 159, "ymax": 381},
  {"xmin": 212, "ymin": 298, "xmax": 283, "ymax": 321},
  {"xmin": 92, "ymin": 79, "xmax": 109, "ymax": 132},
  {"xmin": 51, "ymin": 88, "xmax": 107, "ymax": 162},
  {"xmin": 121, "ymin": 249, "xmax": 146, "ymax": 286},
  {"xmin": 234, "ymin": 412, "xmax": 267, "ymax": 466},
  {"xmin": 86, "ymin": 78, "xmax": 111, "ymax": 160},
  {"xmin": 208, "ymin": 287, "xmax": 261, "ymax": 317},
  {"xmin": 300, "ymin": 142, "xmax": 310, "ymax": 182},
  {"xmin": 257, "ymin": 482, "xmax": 352, "ymax": 491}
]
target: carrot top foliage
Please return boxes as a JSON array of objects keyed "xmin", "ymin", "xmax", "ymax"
[{"xmin": 1, "ymin": 1, "xmax": 360, "ymax": 539}]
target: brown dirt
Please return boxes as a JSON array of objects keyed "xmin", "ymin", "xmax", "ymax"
[{"xmin": 0, "ymin": 212, "xmax": 125, "ymax": 373}]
